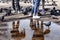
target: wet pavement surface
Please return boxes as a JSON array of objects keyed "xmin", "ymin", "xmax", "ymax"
[{"xmin": 0, "ymin": 18, "xmax": 60, "ymax": 40}]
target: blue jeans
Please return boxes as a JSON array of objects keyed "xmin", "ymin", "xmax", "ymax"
[
  {"xmin": 31, "ymin": 0, "xmax": 35, "ymax": 15},
  {"xmin": 32, "ymin": 0, "xmax": 41, "ymax": 16}
]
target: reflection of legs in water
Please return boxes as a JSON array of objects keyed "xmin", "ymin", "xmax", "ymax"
[
  {"xmin": 11, "ymin": 21, "xmax": 19, "ymax": 37},
  {"xmin": 35, "ymin": 20, "xmax": 37, "ymax": 28},
  {"xmin": 30, "ymin": 19, "xmax": 33, "ymax": 26},
  {"xmin": 13, "ymin": 21, "xmax": 15, "ymax": 29},
  {"xmin": 15, "ymin": 21, "xmax": 19, "ymax": 28},
  {"xmin": 30, "ymin": 19, "xmax": 40, "ymax": 30},
  {"xmin": 12, "ymin": 21, "xmax": 19, "ymax": 30},
  {"xmin": 30, "ymin": 19, "xmax": 37, "ymax": 30},
  {"xmin": 37, "ymin": 20, "xmax": 39, "ymax": 28},
  {"xmin": 12, "ymin": 21, "xmax": 25, "ymax": 37},
  {"xmin": 32, "ymin": 21, "xmax": 44, "ymax": 40},
  {"xmin": 33, "ymin": 20, "xmax": 37, "ymax": 29}
]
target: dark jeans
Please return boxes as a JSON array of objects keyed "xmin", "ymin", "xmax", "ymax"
[{"xmin": 12, "ymin": 0, "xmax": 20, "ymax": 11}]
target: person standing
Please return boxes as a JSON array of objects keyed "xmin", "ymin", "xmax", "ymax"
[
  {"xmin": 31, "ymin": 0, "xmax": 45, "ymax": 16},
  {"xmin": 31, "ymin": 0, "xmax": 41, "ymax": 16},
  {"xmin": 12, "ymin": 0, "xmax": 16, "ymax": 10},
  {"xmin": 12, "ymin": 0, "xmax": 20, "ymax": 13},
  {"xmin": 16, "ymin": 0, "xmax": 20, "ymax": 11}
]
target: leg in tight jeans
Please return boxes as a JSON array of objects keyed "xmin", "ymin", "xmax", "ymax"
[
  {"xmin": 31, "ymin": 0, "xmax": 35, "ymax": 16},
  {"xmin": 32, "ymin": 0, "xmax": 41, "ymax": 16}
]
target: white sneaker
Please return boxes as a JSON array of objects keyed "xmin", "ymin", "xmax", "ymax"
[
  {"xmin": 18, "ymin": 11, "xmax": 20, "ymax": 14},
  {"xmin": 33, "ymin": 15, "xmax": 40, "ymax": 19},
  {"xmin": 12, "ymin": 10, "xmax": 15, "ymax": 13}
]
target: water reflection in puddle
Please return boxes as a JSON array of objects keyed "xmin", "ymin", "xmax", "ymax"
[
  {"xmin": 0, "ymin": 19, "xmax": 60, "ymax": 40},
  {"xmin": 19, "ymin": 19, "xmax": 34, "ymax": 40},
  {"xmin": 44, "ymin": 22, "xmax": 60, "ymax": 40}
]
